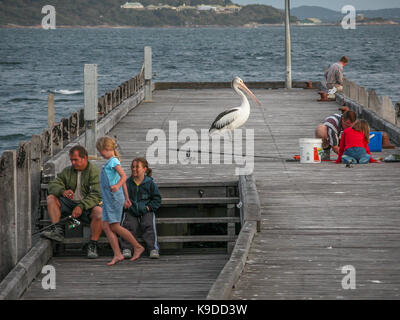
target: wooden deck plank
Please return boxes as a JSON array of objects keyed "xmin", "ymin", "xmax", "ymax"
[{"xmin": 21, "ymin": 254, "xmax": 229, "ymax": 300}]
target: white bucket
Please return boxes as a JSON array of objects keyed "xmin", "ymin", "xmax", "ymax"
[{"xmin": 299, "ymin": 138, "xmax": 323, "ymax": 163}]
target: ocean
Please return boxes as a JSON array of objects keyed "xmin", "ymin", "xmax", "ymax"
[{"xmin": 1, "ymin": 25, "xmax": 399, "ymax": 154}]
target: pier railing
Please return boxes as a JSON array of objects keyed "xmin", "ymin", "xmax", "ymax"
[
  {"xmin": 338, "ymin": 79, "xmax": 400, "ymax": 145},
  {"xmin": 0, "ymin": 60, "xmax": 146, "ymax": 282}
]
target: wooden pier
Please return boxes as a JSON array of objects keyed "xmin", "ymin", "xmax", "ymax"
[
  {"xmin": 18, "ymin": 85, "xmax": 400, "ymax": 300},
  {"xmin": 1, "ymin": 46, "xmax": 400, "ymax": 299}
]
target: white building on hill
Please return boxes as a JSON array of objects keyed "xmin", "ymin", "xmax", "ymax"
[
  {"xmin": 121, "ymin": 2, "xmax": 144, "ymax": 9},
  {"xmin": 197, "ymin": 5, "xmax": 217, "ymax": 12}
]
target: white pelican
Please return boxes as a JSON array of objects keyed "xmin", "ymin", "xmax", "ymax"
[{"xmin": 209, "ymin": 77, "xmax": 261, "ymax": 137}]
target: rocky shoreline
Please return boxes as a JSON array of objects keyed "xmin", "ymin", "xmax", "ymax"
[{"xmin": 1, "ymin": 22, "xmax": 399, "ymax": 29}]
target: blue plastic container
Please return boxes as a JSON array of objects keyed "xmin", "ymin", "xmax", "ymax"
[{"xmin": 368, "ymin": 131, "xmax": 382, "ymax": 152}]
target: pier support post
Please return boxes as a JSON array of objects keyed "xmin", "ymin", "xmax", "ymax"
[
  {"xmin": 381, "ymin": 96, "xmax": 396, "ymax": 125},
  {"xmin": 349, "ymin": 81, "xmax": 358, "ymax": 101},
  {"xmin": 285, "ymin": 0, "xmax": 292, "ymax": 89},
  {"xmin": 16, "ymin": 141, "xmax": 32, "ymax": 260},
  {"xmin": 48, "ymin": 93, "xmax": 55, "ymax": 128},
  {"xmin": 144, "ymin": 46, "xmax": 153, "ymax": 102},
  {"xmin": 84, "ymin": 64, "xmax": 98, "ymax": 157},
  {"xmin": 396, "ymin": 103, "xmax": 400, "ymax": 126},
  {"xmin": 30, "ymin": 135, "xmax": 42, "ymax": 236},
  {"xmin": 0, "ymin": 151, "xmax": 18, "ymax": 281},
  {"xmin": 227, "ymin": 203, "xmax": 236, "ymax": 254},
  {"xmin": 368, "ymin": 89, "xmax": 381, "ymax": 114},
  {"xmin": 358, "ymin": 86, "xmax": 368, "ymax": 107}
]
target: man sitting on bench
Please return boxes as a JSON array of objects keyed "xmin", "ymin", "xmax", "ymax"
[{"xmin": 41, "ymin": 145, "xmax": 103, "ymax": 259}]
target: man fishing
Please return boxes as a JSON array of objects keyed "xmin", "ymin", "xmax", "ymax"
[
  {"xmin": 323, "ymin": 56, "xmax": 349, "ymax": 97},
  {"xmin": 41, "ymin": 145, "xmax": 103, "ymax": 259}
]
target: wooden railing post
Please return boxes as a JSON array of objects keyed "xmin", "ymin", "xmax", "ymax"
[
  {"xmin": 16, "ymin": 141, "xmax": 32, "ymax": 260},
  {"xmin": 62, "ymin": 118, "xmax": 70, "ymax": 146},
  {"xmin": 0, "ymin": 151, "xmax": 18, "ymax": 281},
  {"xmin": 48, "ymin": 93, "xmax": 55, "ymax": 128},
  {"xmin": 144, "ymin": 46, "xmax": 152, "ymax": 102},
  {"xmin": 30, "ymin": 135, "xmax": 42, "ymax": 236},
  {"xmin": 84, "ymin": 64, "xmax": 98, "ymax": 157},
  {"xmin": 41, "ymin": 128, "xmax": 52, "ymax": 164}
]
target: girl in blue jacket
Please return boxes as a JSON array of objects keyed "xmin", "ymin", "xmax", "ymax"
[{"xmin": 121, "ymin": 157, "xmax": 162, "ymax": 259}]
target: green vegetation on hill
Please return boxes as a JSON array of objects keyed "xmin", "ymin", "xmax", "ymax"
[{"xmin": 0, "ymin": 0, "xmax": 298, "ymax": 27}]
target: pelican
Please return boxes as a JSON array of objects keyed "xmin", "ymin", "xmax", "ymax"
[{"xmin": 209, "ymin": 77, "xmax": 261, "ymax": 138}]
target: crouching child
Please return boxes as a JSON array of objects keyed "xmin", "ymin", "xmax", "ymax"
[{"xmin": 121, "ymin": 157, "xmax": 162, "ymax": 259}]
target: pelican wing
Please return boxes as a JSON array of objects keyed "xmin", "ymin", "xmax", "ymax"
[{"xmin": 209, "ymin": 108, "xmax": 239, "ymax": 132}]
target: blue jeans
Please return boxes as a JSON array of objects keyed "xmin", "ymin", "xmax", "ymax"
[{"xmin": 342, "ymin": 147, "xmax": 370, "ymax": 164}]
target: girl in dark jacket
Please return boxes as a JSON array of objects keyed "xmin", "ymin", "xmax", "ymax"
[{"xmin": 121, "ymin": 158, "xmax": 162, "ymax": 258}]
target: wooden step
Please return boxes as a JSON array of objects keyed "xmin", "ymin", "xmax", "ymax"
[
  {"xmin": 156, "ymin": 217, "xmax": 240, "ymax": 224},
  {"xmin": 157, "ymin": 180, "xmax": 237, "ymax": 188},
  {"xmin": 62, "ymin": 235, "xmax": 237, "ymax": 244},
  {"xmin": 41, "ymin": 181, "xmax": 237, "ymax": 190},
  {"xmin": 161, "ymin": 197, "xmax": 239, "ymax": 206},
  {"xmin": 158, "ymin": 235, "xmax": 237, "ymax": 242},
  {"xmin": 41, "ymin": 183, "xmax": 238, "ymax": 199},
  {"xmin": 39, "ymin": 216, "xmax": 240, "ymax": 227},
  {"xmin": 41, "ymin": 197, "xmax": 239, "ymax": 207}
]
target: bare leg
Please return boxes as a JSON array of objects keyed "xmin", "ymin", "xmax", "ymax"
[
  {"xmin": 102, "ymin": 221, "xmax": 124, "ymax": 266},
  {"xmin": 89, "ymin": 206, "xmax": 103, "ymax": 241},
  {"xmin": 110, "ymin": 224, "xmax": 144, "ymax": 261},
  {"xmin": 46, "ymin": 195, "xmax": 61, "ymax": 224}
]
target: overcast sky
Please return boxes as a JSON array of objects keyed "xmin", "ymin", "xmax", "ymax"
[{"xmin": 233, "ymin": 0, "xmax": 400, "ymax": 11}]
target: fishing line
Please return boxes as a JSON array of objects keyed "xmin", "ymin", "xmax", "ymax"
[{"xmin": 169, "ymin": 148, "xmax": 294, "ymax": 161}]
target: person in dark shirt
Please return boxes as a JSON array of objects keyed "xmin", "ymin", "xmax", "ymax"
[
  {"xmin": 315, "ymin": 110, "xmax": 357, "ymax": 160},
  {"xmin": 121, "ymin": 157, "xmax": 162, "ymax": 259}
]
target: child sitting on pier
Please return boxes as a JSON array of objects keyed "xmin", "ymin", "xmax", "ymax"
[
  {"xmin": 121, "ymin": 157, "xmax": 162, "ymax": 259},
  {"xmin": 96, "ymin": 137, "xmax": 144, "ymax": 266},
  {"xmin": 336, "ymin": 120, "xmax": 378, "ymax": 164}
]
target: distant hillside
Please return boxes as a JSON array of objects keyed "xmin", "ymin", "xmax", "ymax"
[
  {"xmin": 359, "ymin": 8, "xmax": 400, "ymax": 22},
  {"xmin": 0, "ymin": 0, "xmax": 298, "ymax": 27},
  {"xmin": 292, "ymin": 5, "xmax": 400, "ymax": 23},
  {"xmin": 291, "ymin": 6, "xmax": 342, "ymax": 22}
]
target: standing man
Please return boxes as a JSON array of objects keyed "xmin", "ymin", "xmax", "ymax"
[
  {"xmin": 315, "ymin": 110, "xmax": 357, "ymax": 160},
  {"xmin": 324, "ymin": 56, "xmax": 349, "ymax": 93},
  {"xmin": 42, "ymin": 145, "xmax": 103, "ymax": 259}
]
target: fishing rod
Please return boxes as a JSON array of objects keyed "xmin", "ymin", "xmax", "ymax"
[
  {"xmin": 33, "ymin": 215, "xmax": 81, "ymax": 235},
  {"xmin": 169, "ymin": 148, "xmax": 296, "ymax": 161}
]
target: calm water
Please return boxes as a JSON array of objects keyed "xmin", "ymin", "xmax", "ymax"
[{"xmin": 1, "ymin": 25, "xmax": 399, "ymax": 154}]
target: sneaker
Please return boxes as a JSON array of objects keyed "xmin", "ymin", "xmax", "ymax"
[
  {"xmin": 87, "ymin": 241, "xmax": 99, "ymax": 259},
  {"xmin": 321, "ymin": 149, "xmax": 330, "ymax": 161},
  {"xmin": 40, "ymin": 225, "xmax": 64, "ymax": 242},
  {"xmin": 149, "ymin": 249, "xmax": 160, "ymax": 259},
  {"xmin": 122, "ymin": 249, "xmax": 132, "ymax": 259}
]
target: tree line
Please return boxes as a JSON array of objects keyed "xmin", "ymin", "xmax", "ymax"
[{"xmin": 0, "ymin": 0, "xmax": 298, "ymax": 27}]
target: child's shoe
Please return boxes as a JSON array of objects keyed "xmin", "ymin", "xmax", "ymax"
[
  {"xmin": 122, "ymin": 249, "xmax": 132, "ymax": 259},
  {"xmin": 149, "ymin": 249, "xmax": 160, "ymax": 259}
]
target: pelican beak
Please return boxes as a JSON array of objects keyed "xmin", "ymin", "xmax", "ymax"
[{"xmin": 239, "ymin": 82, "xmax": 261, "ymax": 106}]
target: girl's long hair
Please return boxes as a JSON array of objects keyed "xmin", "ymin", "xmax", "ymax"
[
  {"xmin": 131, "ymin": 157, "xmax": 152, "ymax": 177},
  {"xmin": 96, "ymin": 136, "xmax": 121, "ymax": 161},
  {"xmin": 352, "ymin": 119, "xmax": 370, "ymax": 143}
]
